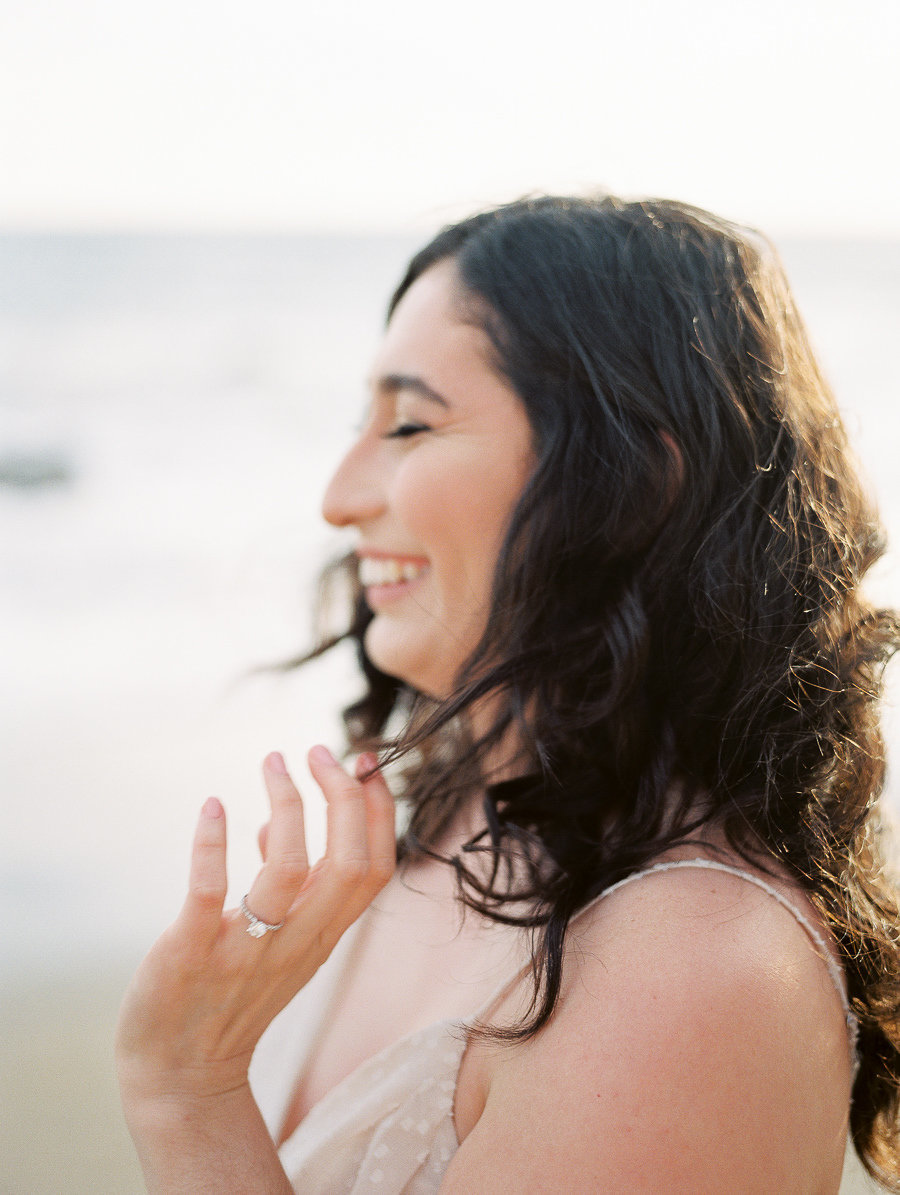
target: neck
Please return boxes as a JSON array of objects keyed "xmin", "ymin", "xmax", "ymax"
[{"xmin": 468, "ymin": 691, "xmax": 534, "ymax": 783}]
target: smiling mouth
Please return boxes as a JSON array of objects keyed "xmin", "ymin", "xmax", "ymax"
[{"xmin": 358, "ymin": 557, "xmax": 429, "ymax": 587}]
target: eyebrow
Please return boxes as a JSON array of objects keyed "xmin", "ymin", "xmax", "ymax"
[{"xmin": 374, "ymin": 373, "xmax": 450, "ymax": 408}]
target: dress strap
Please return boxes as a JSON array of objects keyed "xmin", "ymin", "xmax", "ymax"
[
  {"xmin": 472, "ymin": 856, "xmax": 858, "ymax": 1073},
  {"xmin": 597, "ymin": 858, "xmax": 859, "ymax": 1063}
]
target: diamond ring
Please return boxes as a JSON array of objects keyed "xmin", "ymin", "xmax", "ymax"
[{"xmin": 240, "ymin": 895, "xmax": 286, "ymax": 938}]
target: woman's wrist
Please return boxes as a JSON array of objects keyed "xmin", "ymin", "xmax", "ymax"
[
  {"xmin": 121, "ymin": 1081, "xmax": 293, "ymax": 1194},
  {"xmin": 119, "ymin": 1071, "xmax": 254, "ymax": 1134},
  {"xmin": 116, "ymin": 1036, "xmax": 255, "ymax": 1112}
]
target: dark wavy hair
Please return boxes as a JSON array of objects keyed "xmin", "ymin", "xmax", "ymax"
[{"xmin": 300, "ymin": 195, "xmax": 900, "ymax": 1183}]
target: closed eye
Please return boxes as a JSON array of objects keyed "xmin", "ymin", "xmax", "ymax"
[{"xmin": 382, "ymin": 422, "xmax": 431, "ymax": 440}]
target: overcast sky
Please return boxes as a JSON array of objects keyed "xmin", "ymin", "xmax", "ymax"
[{"xmin": 1, "ymin": 0, "xmax": 898, "ymax": 235}]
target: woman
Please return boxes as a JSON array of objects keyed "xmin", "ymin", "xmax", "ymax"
[{"xmin": 117, "ymin": 195, "xmax": 900, "ymax": 1192}]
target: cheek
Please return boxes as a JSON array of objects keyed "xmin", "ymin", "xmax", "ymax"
[
  {"xmin": 392, "ymin": 449, "xmax": 528, "ymax": 584},
  {"xmin": 390, "ymin": 454, "xmax": 480, "ymax": 550}
]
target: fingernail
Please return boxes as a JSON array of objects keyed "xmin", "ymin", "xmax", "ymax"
[
  {"xmin": 357, "ymin": 752, "xmax": 379, "ymax": 776},
  {"xmin": 309, "ymin": 744, "xmax": 338, "ymax": 767},
  {"xmin": 267, "ymin": 751, "xmax": 287, "ymax": 774},
  {"xmin": 203, "ymin": 796, "xmax": 224, "ymax": 818}
]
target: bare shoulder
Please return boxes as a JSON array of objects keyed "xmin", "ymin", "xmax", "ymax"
[{"xmin": 446, "ymin": 862, "xmax": 852, "ymax": 1194}]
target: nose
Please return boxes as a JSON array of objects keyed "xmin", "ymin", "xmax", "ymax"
[{"xmin": 321, "ymin": 436, "xmax": 385, "ymax": 529}]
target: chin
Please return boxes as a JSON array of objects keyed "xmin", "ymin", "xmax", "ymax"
[{"xmin": 364, "ymin": 633, "xmax": 456, "ymax": 701}]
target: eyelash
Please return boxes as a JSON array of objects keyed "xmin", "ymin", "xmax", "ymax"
[{"xmin": 382, "ymin": 422, "xmax": 431, "ymax": 440}]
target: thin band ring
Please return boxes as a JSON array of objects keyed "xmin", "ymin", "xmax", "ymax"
[{"xmin": 240, "ymin": 895, "xmax": 286, "ymax": 938}]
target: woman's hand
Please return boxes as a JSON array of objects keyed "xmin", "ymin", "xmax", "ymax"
[{"xmin": 115, "ymin": 746, "xmax": 395, "ymax": 1189}]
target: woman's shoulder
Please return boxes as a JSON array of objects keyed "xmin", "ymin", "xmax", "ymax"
[
  {"xmin": 570, "ymin": 849, "xmax": 842, "ymax": 972},
  {"xmin": 567, "ymin": 851, "xmax": 850, "ymax": 1021},
  {"xmin": 448, "ymin": 852, "xmax": 853, "ymax": 1192}
]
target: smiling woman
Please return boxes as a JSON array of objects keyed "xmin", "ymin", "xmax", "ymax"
[
  {"xmin": 322, "ymin": 260, "xmax": 535, "ymax": 699},
  {"xmin": 117, "ymin": 196, "xmax": 900, "ymax": 1194}
]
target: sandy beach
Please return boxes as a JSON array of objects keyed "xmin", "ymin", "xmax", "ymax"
[{"xmin": 1, "ymin": 960, "xmax": 143, "ymax": 1194}]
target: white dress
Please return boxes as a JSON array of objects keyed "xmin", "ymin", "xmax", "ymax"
[{"xmin": 250, "ymin": 860, "xmax": 866, "ymax": 1194}]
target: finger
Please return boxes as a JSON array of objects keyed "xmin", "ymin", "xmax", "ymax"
[
  {"xmin": 355, "ymin": 753, "xmax": 396, "ymax": 889},
  {"xmin": 297, "ymin": 746, "xmax": 386, "ymax": 946},
  {"xmin": 178, "ymin": 797, "xmax": 228, "ymax": 949},
  {"xmin": 310, "ymin": 745, "xmax": 372, "ymax": 890},
  {"xmin": 258, "ymin": 821, "xmax": 270, "ymax": 861},
  {"xmin": 245, "ymin": 752, "xmax": 308, "ymax": 925},
  {"xmin": 353, "ymin": 751, "xmax": 379, "ymax": 783}
]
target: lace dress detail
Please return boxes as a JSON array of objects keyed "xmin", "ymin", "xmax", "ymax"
[
  {"xmin": 277, "ymin": 1018, "xmax": 463, "ymax": 1193},
  {"xmin": 250, "ymin": 859, "xmax": 859, "ymax": 1194}
]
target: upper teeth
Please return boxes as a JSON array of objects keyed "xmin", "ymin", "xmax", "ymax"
[{"xmin": 359, "ymin": 557, "xmax": 427, "ymax": 586}]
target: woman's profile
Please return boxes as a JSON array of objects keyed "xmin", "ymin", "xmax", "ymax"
[{"xmin": 116, "ymin": 195, "xmax": 900, "ymax": 1192}]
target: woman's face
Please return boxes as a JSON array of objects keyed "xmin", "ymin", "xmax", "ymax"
[{"xmin": 322, "ymin": 259, "xmax": 535, "ymax": 698}]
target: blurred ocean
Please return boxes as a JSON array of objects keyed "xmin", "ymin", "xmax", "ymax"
[
  {"xmin": 2, "ymin": 232, "xmax": 900, "ymax": 983},
  {"xmin": 0, "ymin": 233, "xmax": 423, "ymax": 983}
]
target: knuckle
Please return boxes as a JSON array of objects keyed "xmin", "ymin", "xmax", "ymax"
[
  {"xmin": 333, "ymin": 780, "xmax": 366, "ymax": 806},
  {"xmin": 334, "ymin": 854, "xmax": 370, "ymax": 886},
  {"xmin": 270, "ymin": 853, "xmax": 308, "ymax": 887},
  {"xmin": 221, "ymin": 952, "xmax": 255, "ymax": 983},
  {"xmin": 369, "ymin": 854, "xmax": 395, "ymax": 887},
  {"xmin": 190, "ymin": 879, "xmax": 226, "ymax": 907},
  {"xmin": 272, "ymin": 781, "xmax": 301, "ymax": 806},
  {"xmin": 310, "ymin": 927, "xmax": 337, "ymax": 966}
]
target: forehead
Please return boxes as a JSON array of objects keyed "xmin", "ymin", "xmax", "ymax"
[{"xmin": 370, "ymin": 260, "xmax": 500, "ymax": 393}]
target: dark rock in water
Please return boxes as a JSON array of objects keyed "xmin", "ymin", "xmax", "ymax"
[{"xmin": 0, "ymin": 451, "xmax": 76, "ymax": 489}]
